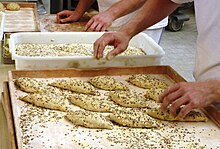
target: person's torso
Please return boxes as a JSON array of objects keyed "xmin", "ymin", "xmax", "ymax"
[{"xmin": 193, "ymin": 0, "xmax": 220, "ymax": 80}]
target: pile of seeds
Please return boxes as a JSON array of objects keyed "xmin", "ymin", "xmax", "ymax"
[{"xmin": 16, "ymin": 43, "xmax": 146, "ymax": 57}]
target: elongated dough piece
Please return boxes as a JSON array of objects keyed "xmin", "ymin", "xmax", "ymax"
[
  {"xmin": 66, "ymin": 110, "xmax": 113, "ymax": 129},
  {"xmin": 49, "ymin": 78, "xmax": 97, "ymax": 95},
  {"xmin": 145, "ymin": 108, "xmax": 208, "ymax": 122},
  {"xmin": 15, "ymin": 77, "xmax": 64, "ymax": 96},
  {"xmin": 145, "ymin": 88, "xmax": 165, "ymax": 101},
  {"xmin": 19, "ymin": 93, "xmax": 70, "ymax": 112},
  {"xmin": 109, "ymin": 90, "xmax": 155, "ymax": 108},
  {"xmin": 15, "ymin": 77, "xmax": 46, "ymax": 93},
  {"xmin": 67, "ymin": 94, "xmax": 115, "ymax": 112},
  {"xmin": 88, "ymin": 76, "xmax": 128, "ymax": 91},
  {"xmin": 127, "ymin": 74, "xmax": 168, "ymax": 89},
  {"xmin": 110, "ymin": 110, "xmax": 159, "ymax": 128}
]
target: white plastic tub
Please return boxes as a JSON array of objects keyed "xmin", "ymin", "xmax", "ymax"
[{"xmin": 9, "ymin": 32, "xmax": 165, "ymax": 70}]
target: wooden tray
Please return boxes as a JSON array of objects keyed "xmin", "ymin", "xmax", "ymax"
[
  {"xmin": 2, "ymin": 82, "xmax": 17, "ymax": 149},
  {"xmin": 2, "ymin": 2, "xmax": 39, "ymax": 33},
  {"xmin": 5, "ymin": 66, "xmax": 220, "ymax": 148}
]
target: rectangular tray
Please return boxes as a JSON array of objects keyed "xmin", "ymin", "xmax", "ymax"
[
  {"xmin": 1, "ymin": 2, "xmax": 39, "ymax": 33},
  {"xmin": 6, "ymin": 66, "xmax": 220, "ymax": 148},
  {"xmin": 9, "ymin": 32, "xmax": 164, "ymax": 70}
]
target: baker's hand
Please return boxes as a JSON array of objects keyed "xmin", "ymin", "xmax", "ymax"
[
  {"xmin": 158, "ymin": 81, "xmax": 218, "ymax": 118},
  {"xmin": 85, "ymin": 12, "xmax": 114, "ymax": 32},
  {"xmin": 93, "ymin": 32, "xmax": 131, "ymax": 60},
  {"xmin": 56, "ymin": 10, "xmax": 83, "ymax": 23}
]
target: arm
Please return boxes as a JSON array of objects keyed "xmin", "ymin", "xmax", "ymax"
[
  {"xmin": 159, "ymin": 80, "xmax": 220, "ymax": 118},
  {"xmin": 120, "ymin": 0, "xmax": 179, "ymax": 37},
  {"xmin": 93, "ymin": 0, "xmax": 179, "ymax": 59},
  {"xmin": 85, "ymin": 0, "xmax": 146, "ymax": 31},
  {"xmin": 56, "ymin": 0, "xmax": 95, "ymax": 23}
]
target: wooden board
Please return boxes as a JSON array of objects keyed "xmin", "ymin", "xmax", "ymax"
[
  {"xmin": 6, "ymin": 66, "xmax": 220, "ymax": 148},
  {"xmin": 40, "ymin": 13, "xmax": 94, "ymax": 32},
  {"xmin": 1, "ymin": 2, "xmax": 39, "ymax": 33},
  {"xmin": 2, "ymin": 82, "xmax": 17, "ymax": 149}
]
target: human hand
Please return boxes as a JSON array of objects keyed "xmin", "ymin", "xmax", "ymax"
[
  {"xmin": 56, "ymin": 10, "xmax": 83, "ymax": 23},
  {"xmin": 85, "ymin": 11, "xmax": 114, "ymax": 32},
  {"xmin": 93, "ymin": 32, "xmax": 131, "ymax": 60},
  {"xmin": 158, "ymin": 81, "xmax": 219, "ymax": 118}
]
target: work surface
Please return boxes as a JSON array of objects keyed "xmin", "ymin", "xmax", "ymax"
[{"xmin": 1, "ymin": 10, "xmax": 198, "ymax": 149}]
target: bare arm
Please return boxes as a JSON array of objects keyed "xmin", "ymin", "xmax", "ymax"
[
  {"xmin": 120, "ymin": 0, "xmax": 179, "ymax": 37},
  {"xmin": 85, "ymin": 0, "xmax": 146, "ymax": 31},
  {"xmin": 56, "ymin": 0, "xmax": 95, "ymax": 23},
  {"xmin": 104, "ymin": 0, "xmax": 146, "ymax": 22},
  {"xmin": 93, "ymin": 0, "xmax": 179, "ymax": 59}
]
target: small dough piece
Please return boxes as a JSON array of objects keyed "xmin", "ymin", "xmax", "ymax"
[
  {"xmin": 15, "ymin": 77, "xmax": 46, "ymax": 93},
  {"xmin": 6, "ymin": 2, "xmax": 20, "ymax": 11},
  {"xmin": 49, "ymin": 78, "xmax": 97, "ymax": 95},
  {"xmin": 109, "ymin": 90, "xmax": 155, "ymax": 108},
  {"xmin": 66, "ymin": 110, "xmax": 113, "ymax": 129},
  {"xmin": 67, "ymin": 93, "xmax": 115, "ymax": 112},
  {"xmin": 19, "ymin": 93, "xmax": 70, "ymax": 112},
  {"xmin": 110, "ymin": 110, "xmax": 159, "ymax": 128},
  {"xmin": 145, "ymin": 88, "xmax": 165, "ymax": 101},
  {"xmin": 127, "ymin": 74, "xmax": 168, "ymax": 89},
  {"xmin": 0, "ymin": 3, "xmax": 5, "ymax": 12},
  {"xmin": 145, "ymin": 108, "xmax": 208, "ymax": 122},
  {"xmin": 15, "ymin": 77, "xmax": 64, "ymax": 95},
  {"xmin": 88, "ymin": 76, "xmax": 128, "ymax": 91}
]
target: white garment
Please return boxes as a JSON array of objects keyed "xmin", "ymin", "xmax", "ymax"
[
  {"xmin": 172, "ymin": 0, "xmax": 220, "ymax": 81},
  {"xmin": 97, "ymin": 0, "xmax": 168, "ymax": 43},
  {"xmin": 170, "ymin": 0, "xmax": 193, "ymax": 4}
]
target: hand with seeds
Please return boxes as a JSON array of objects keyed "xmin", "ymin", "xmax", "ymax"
[{"xmin": 159, "ymin": 80, "xmax": 220, "ymax": 118}]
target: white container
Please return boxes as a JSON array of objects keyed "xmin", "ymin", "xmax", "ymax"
[
  {"xmin": 0, "ymin": 12, "xmax": 5, "ymax": 41},
  {"xmin": 9, "ymin": 32, "xmax": 165, "ymax": 70}
]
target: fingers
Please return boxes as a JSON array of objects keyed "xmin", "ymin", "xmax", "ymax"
[
  {"xmin": 93, "ymin": 34, "xmax": 111, "ymax": 59},
  {"xmin": 159, "ymin": 83, "xmax": 181, "ymax": 103},
  {"xmin": 106, "ymin": 46, "xmax": 124, "ymax": 60},
  {"xmin": 56, "ymin": 10, "xmax": 69, "ymax": 23},
  {"xmin": 169, "ymin": 96, "xmax": 189, "ymax": 117},
  {"xmin": 85, "ymin": 19, "xmax": 94, "ymax": 31},
  {"xmin": 176, "ymin": 103, "xmax": 194, "ymax": 118},
  {"xmin": 85, "ymin": 16, "xmax": 109, "ymax": 32},
  {"xmin": 60, "ymin": 17, "xmax": 73, "ymax": 23}
]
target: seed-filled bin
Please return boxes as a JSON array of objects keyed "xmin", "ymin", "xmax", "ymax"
[{"xmin": 9, "ymin": 32, "xmax": 165, "ymax": 70}]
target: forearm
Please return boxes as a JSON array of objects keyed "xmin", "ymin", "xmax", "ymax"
[
  {"xmin": 75, "ymin": 0, "xmax": 95, "ymax": 15},
  {"xmin": 209, "ymin": 80, "xmax": 220, "ymax": 102},
  {"xmin": 120, "ymin": 0, "xmax": 179, "ymax": 38},
  {"xmin": 106, "ymin": 0, "xmax": 146, "ymax": 21}
]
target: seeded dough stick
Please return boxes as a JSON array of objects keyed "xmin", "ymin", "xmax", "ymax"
[
  {"xmin": 66, "ymin": 110, "xmax": 113, "ymax": 129},
  {"xmin": 19, "ymin": 92, "xmax": 70, "ymax": 112},
  {"xmin": 127, "ymin": 74, "xmax": 168, "ymax": 89},
  {"xmin": 49, "ymin": 78, "xmax": 97, "ymax": 95},
  {"xmin": 110, "ymin": 110, "xmax": 159, "ymax": 128},
  {"xmin": 145, "ymin": 108, "xmax": 208, "ymax": 122},
  {"xmin": 15, "ymin": 77, "xmax": 46, "ymax": 93},
  {"xmin": 145, "ymin": 88, "xmax": 166, "ymax": 101},
  {"xmin": 88, "ymin": 76, "xmax": 129, "ymax": 91},
  {"xmin": 67, "ymin": 93, "xmax": 117, "ymax": 112},
  {"xmin": 15, "ymin": 77, "xmax": 67, "ymax": 96},
  {"xmin": 109, "ymin": 90, "xmax": 158, "ymax": 108}
]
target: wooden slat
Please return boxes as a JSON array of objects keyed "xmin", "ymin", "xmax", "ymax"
[
  {"xmin": 8, "ymin": 66, "xmax": 185, "ymax": 80},
  {"xmin": 203, "ymin": 105, "xmax": 220, "ymax": 128},
  {"xmin": 2, "ymin": 82, "xmax": 17, "ymax": 149}
]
